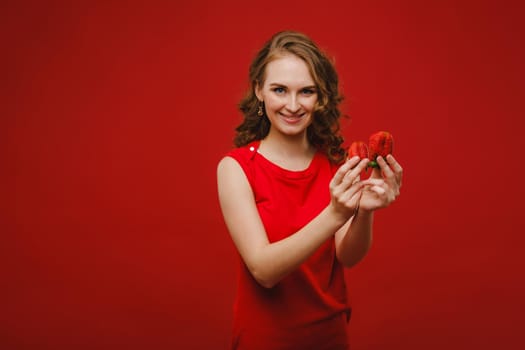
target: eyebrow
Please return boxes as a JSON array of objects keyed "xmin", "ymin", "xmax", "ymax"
[{"xmin": 268, "ymin": 83, "xmax": 317, "ymax": 89}]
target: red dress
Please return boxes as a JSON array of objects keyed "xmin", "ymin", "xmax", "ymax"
[{"xmin": 225, "ymin": 141, "xmax": 351, "ymax": 350}]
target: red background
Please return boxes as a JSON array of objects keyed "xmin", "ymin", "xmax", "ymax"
[{"xmin": 3, "ymin": 1, "xmax": 524, "ymax": 349}]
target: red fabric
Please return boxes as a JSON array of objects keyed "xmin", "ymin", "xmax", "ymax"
[{"xmin": 226, "ymin": 141, "xmax": 351, "ymax": 350}]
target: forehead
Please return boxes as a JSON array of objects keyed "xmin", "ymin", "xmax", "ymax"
[{"xmin": 263, "ymin": 54, "xmax": 315, "ymax": 86}]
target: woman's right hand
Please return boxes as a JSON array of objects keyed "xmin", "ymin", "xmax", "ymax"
[{"xmin": 329, "ymin": 156, "xmax": 369, "ymax": 221}]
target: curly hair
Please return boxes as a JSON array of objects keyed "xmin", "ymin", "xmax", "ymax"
[{"xmin": 234, "ymin": 31, "xmax": 347, "ymax": 164}]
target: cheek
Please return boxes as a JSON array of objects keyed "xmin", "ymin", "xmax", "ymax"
[
  {"xmin": 264, "ymin": 94, "xmax": 284, "ymax": 109},
  {"xmin": 304, "ymin": 97, "xmax": 317, "ymax": 111}
]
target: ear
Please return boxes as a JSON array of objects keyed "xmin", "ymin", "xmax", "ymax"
[{"xmin": 254, "ymin": 81, "xmax": 263, "ymax": 101}]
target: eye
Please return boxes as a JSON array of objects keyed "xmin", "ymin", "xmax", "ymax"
[
  {"xmin": 301, "ymin": 88, "xmax": 316, "ymax": 95},
  {"xmin": 273, "ymin": 87, "xmax": 285, "ymax": 94}
]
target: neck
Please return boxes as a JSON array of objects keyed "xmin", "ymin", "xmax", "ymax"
[{"xmin": 261, "ymin": 129, "xmax": 314, "ymax": 158}]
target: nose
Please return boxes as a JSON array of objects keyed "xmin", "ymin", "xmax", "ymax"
[{"xmin": 286, "ymin": 95, "xmax": 301, "ymax": 113}]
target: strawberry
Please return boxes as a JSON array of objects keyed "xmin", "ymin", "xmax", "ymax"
[
  {"xmin": 348, "ymin": 141, "xmax": 369, "ymax": 160},
  {"xmin": 368, "ymin": 131, "xmax": 393, "ymax": 168}
]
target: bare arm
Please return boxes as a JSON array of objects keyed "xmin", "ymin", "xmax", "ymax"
[
  {"xmin": 334, "ymin": 209, "xmax": 374, "ymax": 268},
  {"xmin": 217, "ymin": 156, "xmax": 368, "ymax": 288},
  {"xmin": 335, "ymin": 154, "xmax": 403, "ymax": 267}
]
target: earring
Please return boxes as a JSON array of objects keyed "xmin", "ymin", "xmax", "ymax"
[{"xmin": 257, "ymin": 101, "xmax": 264, "ymax": 116}]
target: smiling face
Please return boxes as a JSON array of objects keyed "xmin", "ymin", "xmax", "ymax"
[{"xmin": 255, "ymin": 54, "xmax": 318, "ymax": 139}]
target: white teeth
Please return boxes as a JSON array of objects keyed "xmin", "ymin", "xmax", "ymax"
[{"xmin": 279, "ymin": 112, "xmax": 303, "ymax": 117}]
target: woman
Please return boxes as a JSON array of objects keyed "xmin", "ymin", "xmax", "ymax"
[{"xmin": 217, "ymin": 31, "xmax": 403, "ymax": 350}]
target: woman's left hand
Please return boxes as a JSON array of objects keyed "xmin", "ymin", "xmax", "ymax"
[{"xmin": 358, "ymin": 154, "xmax": 403, "ymax": 212}]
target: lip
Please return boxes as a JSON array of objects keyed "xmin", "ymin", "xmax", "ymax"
[{"xmin": 280, "ymin": 113, "xmax": 304, "ymax": 124}]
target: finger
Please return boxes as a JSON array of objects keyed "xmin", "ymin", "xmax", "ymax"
[
  {"xmin": 332, "ymin": 157, "xmax": 361, "ymax": 186},
  {"xmin": 386, "ymin": 154, "xmax": 402, "ymax": 171},
  {"xmin": 341, "ymin": 159, "xmax": 369, "ymax": 188},
  {"xmin": 339, "ymin": 183, "xmax": 363, "ymax": 207},
  {"xmin": 366, "ymin": 185, "xmax": 386, "ymax": 196},
  {"xmin": 386, "ymin": 154, "xmax": 403, "ymax": 185},
  {"xmin": 344, "ymin": 191, "xmax": 363, "ymax": 211},
  {"xmin": 376, "ymin": 156, "xmax": 395, "ymax": 179},
  {"xmin": 370, "ymin": 166, "xmax": 382, "ymax": 179},
  {"xmin": 361, "ymin": 178, "xmax": 385, "ymax": 187},
  {"xmin": 376, "ymin": 156, "xmax": 399, "ymax": 188},
  {"xmin": 362, "ymin": 178, "xmax": 399, "ymax": 199}
]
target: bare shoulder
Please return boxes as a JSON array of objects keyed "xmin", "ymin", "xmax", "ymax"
[
  {"xmin": 217, "ymin": 156, "xmax": 253, "ymax": 201},
  {"xmin": 217, "ymin": 156, "xmax": 248, "ymax": 187},
  {"xmin": 217, "ymin": 156, "xmax": 241, "ymax": 176},
  {"xmin": 217, "ymin": 156, "xmax": 268, "ymax": 260}
]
